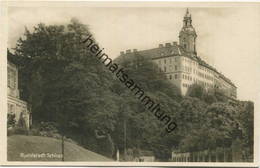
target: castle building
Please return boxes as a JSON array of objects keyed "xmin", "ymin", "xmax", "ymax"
[
  {"xmin": 7, "ymin": 61, "xmax": 31, "ymax": 129},
  {"xmin": 119, "ymin": 9, "xmax": 237, "ymax": 99}
]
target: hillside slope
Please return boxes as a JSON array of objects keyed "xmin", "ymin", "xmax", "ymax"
[{"xmin": 8, "ymin": 135, "xmax": 112, "ymax": 161}]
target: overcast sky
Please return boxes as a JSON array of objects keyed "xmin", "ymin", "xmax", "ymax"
[{"xmin": 7, "ymin": 4, "xmax": 260, "ymax": 101}]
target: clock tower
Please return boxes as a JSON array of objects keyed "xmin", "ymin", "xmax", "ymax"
[{"xmin": 179, "ymin": 9, "xmax": 197, "ymax": 56}]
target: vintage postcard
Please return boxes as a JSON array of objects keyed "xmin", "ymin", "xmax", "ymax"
[{"xmin": 0, "ymin": 1, "xmax": 259, "ymax": 167}]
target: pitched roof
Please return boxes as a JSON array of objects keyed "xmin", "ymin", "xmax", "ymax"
[{"xmin": 122, "ymin": 43, "xmax": 185, "ymax": 60}]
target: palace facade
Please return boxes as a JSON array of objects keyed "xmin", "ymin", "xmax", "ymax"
[
  {"xmin": 7, "ymin": 61, "xmax": 31, "ymax": 129},
  {"xmin": 119, "ymin": 9, "xmax": 237, "ymax": 98}
]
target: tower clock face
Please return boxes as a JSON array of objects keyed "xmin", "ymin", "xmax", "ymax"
[{"xmin": 179, "ymin": 11, "xmax": 197, "ymax": 54}]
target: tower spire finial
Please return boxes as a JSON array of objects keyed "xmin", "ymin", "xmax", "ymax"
[
  {"xmin": 185, "ymin": 8, "xmax": 191, "ymax": 18},
  {"xmin": 180, "ymin": 8, "xmax": 197, "ymax": 55}
]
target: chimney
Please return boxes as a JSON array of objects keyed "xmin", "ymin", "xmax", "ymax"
[
  {"xmin": 173, "ymin": 41, "xmax": 178, "ymax": 46},
  {"xmin": 120, "ymin": 51, "xmax": 125, "ymax": 55},
  {"xmin": 126, "ymin": 49, "xmax": 131, "ymax": 54},
  {"xmin": 159, "ymin": 44, "xmax": 163, "ymax": 48},
  {"xmin": 165, "ymin": 43, "xmax": 171, "ymax": 47},
  {"xmin": 133, "ymin": 49, "xmax": 138, "ymax": 52}
]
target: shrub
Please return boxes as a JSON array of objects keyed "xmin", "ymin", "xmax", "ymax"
[
  {"xmin": 8, "ymin": 121, "xmax": 76, "ymax": 144},
  {"xmin": 39, "ymin": 122, "xmax": 58, "ymax": 133},
  {"xmin": 14, "ymin": 127, "xmax": 29, "ymax": 135},
  {"xmin": 29, "ymin": 122, "xmax": 62, "ymax": 139},
  {"xmin": 8, "ymin": 127, "xmax": 29, "ymax": 136},
  {"xmin": 28, "ymin": 128, "xmax": 40, "ymax": 136}
]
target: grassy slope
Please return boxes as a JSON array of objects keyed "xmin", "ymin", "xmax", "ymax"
[{"xmin": 8, "ymin": 135, "xmax": 112, "ymax": 161}]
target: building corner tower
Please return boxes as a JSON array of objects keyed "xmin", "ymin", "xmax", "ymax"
[{"xmin": 179, "ymin": 8, "xmax": 197, "ymax": 56}]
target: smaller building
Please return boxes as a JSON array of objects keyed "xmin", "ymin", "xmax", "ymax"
[{"xmin": 7, "ymin": 61, "xmax": 31, "ymax": 129}]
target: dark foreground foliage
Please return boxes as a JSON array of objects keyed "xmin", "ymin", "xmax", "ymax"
[{"xmin": 9, "ymin": 19, "xmax": 253, "ymax": 161}]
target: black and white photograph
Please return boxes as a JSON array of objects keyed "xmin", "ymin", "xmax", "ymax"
[{"xmin": 0, "ymin": 1, "xmax": 259, "ymax": 166}]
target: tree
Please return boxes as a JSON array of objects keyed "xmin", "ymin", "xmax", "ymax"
[
  {"xmin": 236, "ymin": 101, "xmax": 254, "ymax": 159},
  {"xmin": 177, "ymin": 97, "xmax": 208, "ymax": 152},
  {"xmin": 12, "ymin": 18, "xmax": 119, "ymax": 158},
  {"xmin": 186, "ymin": 83, "xmax": 205, "ymax": 99},
  {"xmin": 113, "ymin": 54, "xmax": 183, "ymax": 160},
  {"xmin": 204, "ymin": 103, "xmax": 236, "ymax": 150}
]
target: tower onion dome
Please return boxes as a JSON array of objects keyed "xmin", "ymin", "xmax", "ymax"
[
  {"xmin": 179, "ymin": 8, "xmax": 197, "ymax": 55},
  {"xmin": 180, "ymin": 8, "xmax": 197, "ymax": 36}
]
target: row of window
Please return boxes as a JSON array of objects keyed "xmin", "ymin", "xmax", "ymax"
[
  {"xmin": 197, "ymin": 80, "xmax": 214, "ymax": 88},
  {"xmin": 159, "ymin": 65, "xmax": 178, "ymax": 72},
  {"xmin": 167, "ymin": 73, "xmax": 214, "ymax": 85},
  {"xmin": 183, "ymin": 81, "xmax": 214, "ymax": 89},
  {"xmin": 184, "ymin": 66, "xmax": 192, "ymax": 73},
  {"xmin": 167, "ymin": 73, "xmax": 226, "ymax": 90},
  {"xmin": 158, "ymin": 57, "xmax": 179, "ymax": 65},
  {"xmin": 183, "ymin": 57, "xmax": 215, "ymax": 76},
  {"xmin": 199, "ymin": 65, "xmax": 212, "ymax": 74},
  {"xmin": 184, "ymin": 58, "xmax": 197, "ymax": 67},
  {"xmin": 182, "ymin": 83, "xmax": 191, "ymax": 88},
  {"xmin": 168, "ymin": 74, "xmax": 178, "ymax": 80},
  {"xmin": 159, "ymin": 57, "xmax": 213, "ymax": 77},
  {"xmin": 182, "ymin": 74, "xmax": 192, "ymax": 81},
  {"xmin": 157, "ymin": 58, "xmax": 214, "ymax": 78},
  {"xmin": 183, "ymin": 65, "xmax": 214, "ymax": 82},
  {"xmin": 198, "ymin": 72, "xmax": 213, "ymax": 81}
]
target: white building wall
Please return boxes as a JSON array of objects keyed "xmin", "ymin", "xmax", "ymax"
[
  {"xmin": 7, "ymin": 62, "xmax": 30, "ymax": 129},
  {"xmin": 152, "ymin": 55, "xmax": 236, "ymax": 98},
  {"xmin": 152, "ymin": 56, "xmax": 182, "ymax": 92}
]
